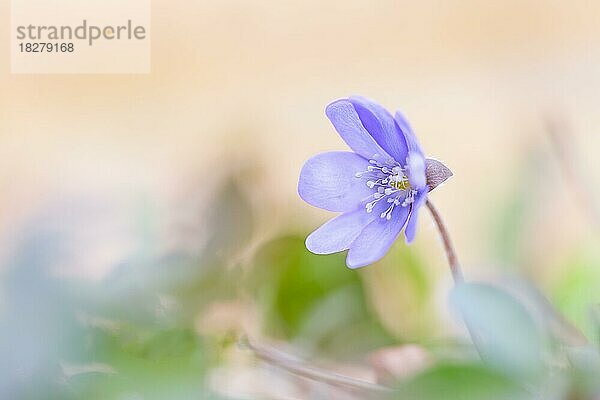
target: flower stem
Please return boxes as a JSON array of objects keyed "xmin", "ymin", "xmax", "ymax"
[
  {"xmin": 425, "ymin": 200, "xmax": 487, "ymax": 358},
  {"xmin": 425, "ymin": 199, "xmax": 464, "ymax": 284}
]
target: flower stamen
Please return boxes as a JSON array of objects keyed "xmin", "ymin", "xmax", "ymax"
[{"xmin": 356, "ymin": 157, "xmax": 417, "ymax": 220}]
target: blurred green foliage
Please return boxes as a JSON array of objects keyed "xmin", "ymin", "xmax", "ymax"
[
  {"xmin": 393, "ymin": 364, "xmax": 528, "ymax": 400},
  {"xmin": 2, "ymin": 165, "xmax": 600, "ymax": 399},
  {"xmin": 552, "ymin": 243, "xmax": 600, "ymax": 344},
  {"xmin": 68, "ymin": 327, "xmax": 210, "ymax": 400},
  {"xmin": 252, "ymin": 235, "xmax": 397, "ymax": 359}
]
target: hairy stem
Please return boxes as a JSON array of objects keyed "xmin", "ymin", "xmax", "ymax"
[
  {"xmin": 426, "ymin": 200, "xmax": 486, "ymax": 357},
  {"xmin": 425, "ymin": 199, "xmax": 464, "ymax": 284}
]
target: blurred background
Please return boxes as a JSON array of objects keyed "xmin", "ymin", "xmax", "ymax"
[{"xmin": 1, "ymin": 0, "xmax": 600, "ymax": 398}]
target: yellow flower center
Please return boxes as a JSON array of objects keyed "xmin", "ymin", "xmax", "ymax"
[{"xmin": 391, "ymin": 175, "xmax": 411, "ymax": 191}]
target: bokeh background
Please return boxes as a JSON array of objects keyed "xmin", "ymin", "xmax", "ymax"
[{"xmin": 1, "ymin": 0, "xmax": 600, "ymax": 398}]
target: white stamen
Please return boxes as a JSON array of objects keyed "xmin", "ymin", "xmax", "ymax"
[{"xmin": 355, "ymin": 159, "xmax": 418, "ymax": 221}]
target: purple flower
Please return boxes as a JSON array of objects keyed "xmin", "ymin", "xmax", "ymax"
[{"xmin": 298, "ymin": 96, "xmax": 451, "ymax": 268}]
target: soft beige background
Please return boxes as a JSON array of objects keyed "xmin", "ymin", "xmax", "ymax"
[{"xmin": 1, "ymin": 0, "xmax": 599, "ymax": 277}]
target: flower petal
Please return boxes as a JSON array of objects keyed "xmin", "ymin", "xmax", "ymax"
[
  {"xmin": 306, "ymin": 208, "xmax": 378, "ymax": 254},
  {"xmin": 298, "ymin": 151, "xmax": 372, "ymax": 212},
  {"xmin": 348, "ymin": 96, "xmax": 409, "ymax": 162},
  {"xmin": 346, "ymin": 206, "xmax": 410, "ymax": 269},
  {"xmin": 394, "ymin": 110, "xmax": 424, "ymax": 157},
  {"xmin": 407, "ymin": 151, "xmax": 426, "ymax": 189},
  {"xmin": 405, "ymin": 192, "xmax": 428, "ymax": 244},
  {"xmin": 326, "ymin": 100, "xmax": 393, "ymax": 162}
]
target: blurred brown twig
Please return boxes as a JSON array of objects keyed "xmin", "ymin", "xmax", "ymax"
[
  {"xmin": 546, "ymin": 115, "xmax": 600, "ymax": 230},
  {"xmin": 240, "ymin": 337, "xmax": 391, "ymax": 396}
]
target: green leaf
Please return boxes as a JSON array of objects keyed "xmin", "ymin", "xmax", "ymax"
[
  {"xmin": 450, "ymin": 282, "xmax": 545, "ymax": 379},
  {"xmin": 251, "ymin": 235, "xmax": 395, "ymax": 358},
  {"xmin": 393, "ymin": 364, "xmax": 529, "ymax": 400}
]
